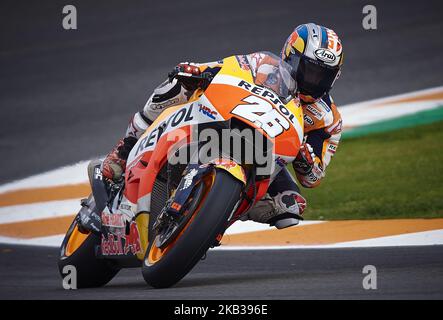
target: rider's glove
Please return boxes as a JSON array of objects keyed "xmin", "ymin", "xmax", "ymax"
[
  {"xmin": 101, "ymin": 137, "xmax": 137, "ymax": 182},
  {"xmin": 293, "ymin": 143, "xmax": 316, "ymax": 175},
  {"xmin": 168, "ymin": 63, "xmax": 213, "ymax": 91}
]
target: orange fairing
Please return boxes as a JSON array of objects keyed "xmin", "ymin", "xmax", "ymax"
[
  {"xmin": 125, "ymin": 125, "xmax": 191, "ymax": 204},
  {"xmin": 204, "ymin": 82, "xmax": 302, "ymax": 157},
  {"xmin": 65, "ymin": 226, "xmax": 89, "ymax": 257}
]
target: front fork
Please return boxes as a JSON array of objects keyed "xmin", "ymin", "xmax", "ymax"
[
  {"xmin": 165, "ymin": 159, "xmax": 247, "ymax": 217},
  {"xmin": 146, "ymin": 159, "xmax": 248, "ymax": 250}
]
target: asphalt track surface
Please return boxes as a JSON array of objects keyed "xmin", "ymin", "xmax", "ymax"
[
  {"xmin": 0, "ymin": 244, "xmax": 442, "ymax": 299},
  {"xmin": 1, "ymin": 0, "xmax": 443, "ymax": 300}
]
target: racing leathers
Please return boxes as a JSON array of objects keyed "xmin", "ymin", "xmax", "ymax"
[{"xmin": 99, "ymin": 53, "xmax": 342, "ymax": 229}]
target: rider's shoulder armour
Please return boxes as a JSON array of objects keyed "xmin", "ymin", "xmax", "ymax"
[{"xmin": 302, "ymin": 94, "xmax": 342, "ymax": 136}]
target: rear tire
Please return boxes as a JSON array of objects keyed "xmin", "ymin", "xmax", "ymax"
[
  {"xmin": 142, "ymin": 169, "xmax": 242, "ymax": 288},
  {"xmin": 58, "ymin": 220, "xmax": 120, "ymax": 288}
]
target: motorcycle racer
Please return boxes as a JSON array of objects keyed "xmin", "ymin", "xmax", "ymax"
[
  {"xmin": 281, "ymin": 23, "xmax": 343, "ymax": 189},
  {"xmin": 93, "ymin": 23, "xmax": 343, "ymax": 229}
]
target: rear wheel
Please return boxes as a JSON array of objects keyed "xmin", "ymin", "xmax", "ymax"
[
  {"xmin": 58, "ymin": 219, "xmax": 120, "ymax": 288},
  {"xmin": 142, "ymin": 169, "xmax": 242, "ymax": 288}
]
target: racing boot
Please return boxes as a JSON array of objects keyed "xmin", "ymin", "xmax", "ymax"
[{"xmin": 245, "ymin": 192, "xmax": 306, "ymax": 229}]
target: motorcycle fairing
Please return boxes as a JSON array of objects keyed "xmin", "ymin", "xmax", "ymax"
[{"xmin": 124, "ymin": 52, "xmax": 304, "ymax": 219}]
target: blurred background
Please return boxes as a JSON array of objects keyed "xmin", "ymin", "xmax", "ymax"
[
  {"xmin": 1, "ymin": 0, "xmax": 442, "ymax": 219},
  {"xmin": 0, "ymin": 1, "xmax": 443, "ymax": 299}
]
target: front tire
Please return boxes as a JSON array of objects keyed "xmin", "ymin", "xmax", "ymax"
[{"xmin": 142, "ymin": 169, "xmax": 242, "ymax": 288}]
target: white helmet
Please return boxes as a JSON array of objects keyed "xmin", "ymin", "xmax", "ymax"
[{"xmin": 281, "ymin": 23, "xmax": 344, "ymax": 103}]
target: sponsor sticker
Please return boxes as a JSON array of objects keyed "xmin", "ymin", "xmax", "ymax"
[
  {"xmin": 101, "ymin": 221, "xmax": 142, "ymax": 256},
  {"xmin": 134, "ymin": 104, "xmax": 194, "ymax": 157},
  {"xmin": 212, "ymin": 159, "xmax": 236, "ymax": 170},
  {"xmin": 171, "ymin": 202, "xmax": 182, "ymax": 211},
  {"xmin": 328, "ymin": 144, "xmax": 337, "ymax": 154},
  {"xmin": 151, "ymin": 98, "xmax": 179, "ymax": 110},
  {"xmin": 235, "ymin": 55, "xmax": 251, "ymax": 71},
  {"xmin": 94, "ymin": 168, "xmax": 103, "ymax": 181},
  {"xmin": 306, "ymin": 105, "xmax": 324, "ymax": 120},
  {"xmin": 303, "ymin": 114, "xmax": 314, "ymax": 126},
  {"xmin": 102, "ymin": 213, "xmax": 125, "ymax": 228},
  {"xmin": 198, "ymin": 104, "xmax": 217, "ymax": 120},
  {"xmin": 314, "ymin": 48, "xmax": 336, "ymax": 63},
  {"xmin": 182, "ymin": 168, "xmax": 198, "ymax": 190}
]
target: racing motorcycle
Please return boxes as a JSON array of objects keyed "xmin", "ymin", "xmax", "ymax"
[{"xmin": 58, "ymin": 52, "xmax": 304, "ymax": 288}]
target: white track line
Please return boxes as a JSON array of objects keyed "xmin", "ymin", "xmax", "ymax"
[
  {"xmin": 342, "ymin": 85, "xmax": 443, "ymax": 108},
  {"xmin": 215, "ymin": 229, "xmax": 443, "ymax": 250},
  {"xmin": 0, "ymin": 234, "xmax": 65, "ymax": 247},
  {"xmin": 340, "ymin": 85, "xmax": 443, "ymax": 127},
  {"xmin": 341, "ymin": 99, "xmax": 443, "ymax": 127},
  {"xmin": 1, "ymin": 229, "xmax": 442, "ymax": 249},
  {"xmin": 0, "ymin": 160, "xmax": 91, "ymax": 194},
  {"xmin": 0, "ymin": 199, "xmax": 80, "ymax": 224}
]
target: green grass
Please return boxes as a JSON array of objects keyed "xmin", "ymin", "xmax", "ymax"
[{"xmin": 291, "ymin": 120, "xmax": 443, "ymax": 220}]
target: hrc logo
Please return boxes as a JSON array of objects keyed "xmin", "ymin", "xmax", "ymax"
[{"xmin": 199, "ymin": 104, "xmax": 217, "ymax": 120}]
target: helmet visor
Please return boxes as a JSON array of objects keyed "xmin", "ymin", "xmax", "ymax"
[{"xmin": 297, "ymin": 57, "xmax": 340, "ymax": 99}]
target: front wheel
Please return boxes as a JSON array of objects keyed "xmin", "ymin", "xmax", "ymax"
[{"xmin": 142, "ymin": 169, "xmax": 242, "ymax": 288}]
